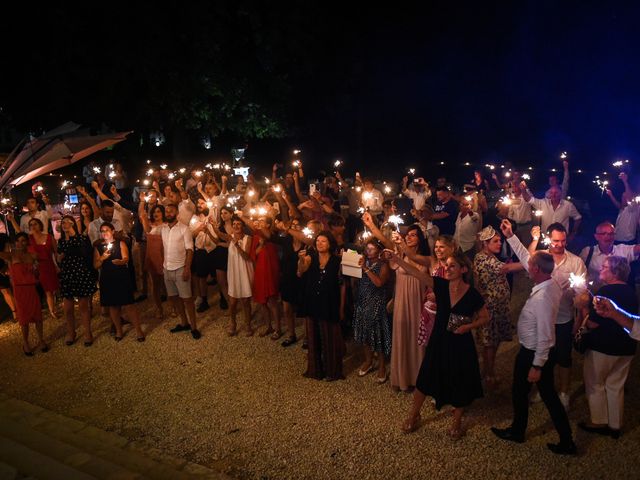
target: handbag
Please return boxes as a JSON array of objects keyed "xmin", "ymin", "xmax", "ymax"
[
  {"xmin": 573, "ymin": 314, "xmax": 591, "ymax": 354},
  {"xmin": 447, "ymin": 313, "xmax": 473, "ymax": 333},
  {"xmin": 418, "ymin": 287, "xmax": 436, "ymax": 346}
]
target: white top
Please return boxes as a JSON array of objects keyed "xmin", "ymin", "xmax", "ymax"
[
  {"xmin": 402, "ymin": 187, "xmax": 431, "ymax": 211},
  {"xmin": 177, "ymin": 199, "xmax": 195, "ymax": 226},
  {"xmin": 508, "ymin": 193, "xmax": 532, "ymax": 224},
  {"xmin": 227, "ymin": 235, "xmax": 254, "ymax": 298},
  {"xmin": 518, "ymin": 278, "xmax": 562, "ymax": 366},
  {"xmin": 528, "ymin": 197, "xmax": 581, "ymax": 233},
  {"xmin": 151, "ymin": 222, "xmax": 194, "ymax": 271},
  {"xmin": 614, "ymin": 203, "xmax": 640, "ymax": 242},
  {"xmin": 454, "ymin": 212, "xmax": 480, "ymax": 252},
  {"xmin": 361, "ymin": 188, "xmax": 384, "ymax": 214},
  {"xmin": 544, "ymin": 170, "xmax": 569, "ymax": 199},
  {"xmin": 190, "ymin": 215, "xmax": 217, "ymax": 252},
  {"xmin": 507, "ymin": 235, "xmax": 586, "ymax": 324},
  {"xmin": 20, "ymin": 209, "xmax": 51, "ymax": 233},
  {"xmin": 579, "ymin": 243, "xmax": 637, "ymax": 289}
]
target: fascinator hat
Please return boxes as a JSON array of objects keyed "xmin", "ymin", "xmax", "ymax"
[{"xmin": 478, "ymin": 226, "xmax": 498, "ymax": 242}]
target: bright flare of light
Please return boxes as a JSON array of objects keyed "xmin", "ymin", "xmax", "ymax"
[
  {"xmin": 362, "ymin": 230, "xmax": 372, "ymax": 240},
  {"xmin": 106, "ymin": 242, "xmax": 113, "ymax": 251},
  {"xmin": 160, "ymin": 164, "xmax": 168, "ymax": 170},
  {"xmin": 357, "ymin": 207, "xmax": 365, "ymax": 215},
  {"xmin": 61, "ymin": 180, "xmax": 69, "ymax": 189},
  {"xmin": 504, "ymin": 171, "xmax": 511, "ymax": 177},
  {"xmin": 293, "ymin": 149, "xmax": 301, "ymax": 155},
  {"xmin": 522, "ymin": 174, "xmax": 530, "ymax": 180},
  {"xmin": 273, "ymin": 185, "xmax": 282, "ymax": 193},
  {"xmin": 560, "ymin": 152, "xmax": 568, "ymax": 159},
  {"xmin": 613, "ymin": 160, "xmax": 623, "ymax": 167},
  {"xmin": 146, "ymin": 168, "xmax": 154, "ymax": 176},
  {"xmin": 143, "ymin": 179, "xmax": 150, "ymax": 186},
  {"xmin": 249, "ymin": 208, "xmax": 257, "ymax": 216},
  {"xmin": 355, "ymin": 186, "xmax": 362, "ymax": 193},
  {"xmin": 247, "ymin": 190, "xmax": 255, "ymax": 197},
  {"xmin": 500, "ymin": 196, "xmax": 512, "ymax": 206},
  {"xmin": 258, "ymin": 207, "xmax": 267, "ymax": 216},
  {"xmin": 195, "ymin": 170, "xmax": 203, "ymax": 177},
  {"xmin": 569, "ymin": 272, "xmax": 586, "ymax": 289},
  {"xmin": 362, "ymin": 191, "xmax": 373, "ymax": 201},
  {"xmin": 179, "ymin": 168, "xmax": 186, "ymax": 174},
  {"xmin": 334, "ymin": 160, "xmax": 342, "ymax": 168},
  {"xmin": 542, "ymin": 236, "xmax": 552, "ymax": 246},
  {"xmin": 464, "ymin": 195, "xmax": 472, "ymax": 202},
  {"xmin": 206, "ymin": 201, "xmax": 214, "ymax": 209},
  {"xmin": 146, "ymin": 159, "xmax": 151, "ymax": 164},
  {"xmin": 264, "ymin": 177, "xmax": 271, "ymax": 184},
  {"xmin": 302, "ymin": 227, "xmax": 313, "ymax": 238},
  {"xmin": 93, "ymin": 167, "xmax": 101, "ymax": 174},
  {"xmin": 384, "ymin": 185, "xmax": 391, "ymax": 194},
  {"xmin": 168, "ymin": 173, "xmax": 175, "ymax": 179},
  {"xmin": 534, "ymin": 210, "xmax": 543, "ymax": 217},
  {"xmin": 388, "ymin": 215, "xmax": 404, "ymax": 226},
  {"xmin": 408, "ymin": 168, "xmax": 415, "ymax": 175},
  {"xmin": 292, "ymin": 160, "xmax": 301, "ymax": 168}
]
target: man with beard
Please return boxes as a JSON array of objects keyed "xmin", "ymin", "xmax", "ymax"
[{"xmin": 143, "ymin": 203, "xmax": 200, "ymax": 339}]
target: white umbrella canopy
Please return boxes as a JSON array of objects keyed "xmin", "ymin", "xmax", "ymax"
[{"xmin": 0, "ymin": 123, "xmax": 131, "ymax": 190}]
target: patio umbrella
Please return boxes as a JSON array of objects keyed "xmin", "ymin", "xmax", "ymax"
[{"xmin": 0, "ymin": 123, "xmax": 131, "ymax": 190}]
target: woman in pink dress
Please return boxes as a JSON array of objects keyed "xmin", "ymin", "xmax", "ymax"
[
  {"xmin": 27, "ymin": 218, "xmax": 59, "ymax": 319},
  {"xmin": 138, "ymin": 198, "xmax": 166, "ymax": 319}
]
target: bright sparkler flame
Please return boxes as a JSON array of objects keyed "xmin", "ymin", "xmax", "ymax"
[
  {"xmin": 500, "ymin": 196, "xmax": 512, "ymax": 206},
  {"xmin": 388, "ymin": 215, "xmax": 404, "ymax": 226},
  {"xmin": 334, "ymin": 160, "xmax": 342, "ymax": 168},
  {"xmin": 302, "ymin": 227, "xmax": 313, "ymax": 238},
  {"xmin": 146, "ymin": 168, "xmax": 154, "ymax": 176},
  {"xmin": 384, "ymin": 186, "xmax": 391, "ymax": 194},
  {"xmin": 408, "ymin": 168, "xmax": 416, "ymax": 175},
  {"xmin": 560, "ymin": 152, "xmax": 568, "ymax": 159},
  {"xmin": 143, "ymin": 179, "xmax": 150, "ymax": 186},
  {"xmin": 613, "ymin": 160, "xmax": 623, "ymax": 167},
  {"xmin": 522, "ymin": 174, "xmax": 530, "ymax": 180},
  {"xmin": 93, "ymin": 167, "xmax": 101, "ymax": 174},
  {"xmin": 362, "ymin": 191, "xmax": 373, "ymax": 201},
  {"xmin": 534, "ymin": 210, "xmax": 543, "ymax": 217},
  {"xmin": 195, "ymin": 170, "xmax": 203, "ymax": 177},
  {"xmin": 160, "ymin": 164, "xmax": 168, "ymax": 170},
  {"xmin": 569, "ymin": 272, "xmax": 586, "ymax": 289},
  {"xmin": 292, "ymin": 160, "xmax": 301, "ymax": 168},
  {"xmin": 179, "ymin": 168, "xmax": 186, "ymax": 174},
  {"xmin": 247, "ymin": 189, "xmax": 255, "ymax": 197}
]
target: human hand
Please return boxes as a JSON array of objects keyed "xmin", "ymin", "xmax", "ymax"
[
  {"xmin": 110, "ymin": 185, "xmax": 118, "ymax": 196},
  {"xmin": 531, "ymin": 226, "xmax": 541, "ymax": 241},
  {"xmin": 527, "ymin": 367, "xmax": 541, "ymax": 383},
  {"xmin": 182, "ymin": 268, "xmax": 191, "ymax": 282},
  {"xmin": 454, "ymin": 324, "xmax": 472, "ymax": 335},
  {"xmin": 91, "ymin": 181, "xmax": 99, "ymax": 190},
  {"xmin": 500, "ymin": 219, "xmax": 514, "ymax": 239},
  {"xmin": 592, "ymin": 296, "xmax": 619, "ymax": 319}
]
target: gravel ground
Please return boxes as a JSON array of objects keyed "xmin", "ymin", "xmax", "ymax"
[{"xmin": 0, "ymin": 273, "xmax": 639, "ymax": 479}]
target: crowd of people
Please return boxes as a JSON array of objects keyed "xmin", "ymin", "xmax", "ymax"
[{"xmin": 2, "ymin": 156, "xmax": 640, "ymax": 455}]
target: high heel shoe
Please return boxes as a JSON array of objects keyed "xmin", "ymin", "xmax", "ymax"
[
  {"xmin": 401, "ymin": 415, "xmax": 421, "ymax": 434},
  {"xmin": 65, "ymin": 336, "xmax": 76, "ymax": 346},
  {"xmin": 22, "ymin": 346, "xmax": 34, "ymax": 357}
]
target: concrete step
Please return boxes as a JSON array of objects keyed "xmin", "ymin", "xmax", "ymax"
[
  {"xmin": 0, "ymin": 397, "xmax": 227, "ymax": 480},
  {"xmin": 0, "ymin": 434, "xmax": 95, "ymax": 480}
]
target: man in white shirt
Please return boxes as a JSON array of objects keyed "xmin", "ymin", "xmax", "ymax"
[
  {"xmin": 19, "ymin": 196, "xmax": 52, "ymax": 233},
  {"xmin": 454, "ymin": 198, "xmax": 480, "ymax": 255},
  {"xmin": 360, "ymin": 178, "xmax": 384, "ymax": 215},
  {"xmin": 523, "ymin": 185, "xmax": 581, "ymax": 242},
  {"xmin": 401, "ymin": 176, "xmax": 431, "ymax": 212},
  {"xmin": 149, "ymin": 203, "xmax": 199, "ymax": 339},
  {"xmin": 491, "ymin": 248, "xmax": 576, "ymax": 455},
  {"xmin": 545, "ymin": 160, "xmax": 570, "ymax": 199},
  {"xmin": 579, "ymin": 221, "xmax": 640, "ymax": 289},
  {"xmin": 505, "ymin": 221, "xmax": 587, "ymax": 410}
]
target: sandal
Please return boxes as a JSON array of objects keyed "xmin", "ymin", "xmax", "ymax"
[
  {"xmin": 401, "ymin": 415, "xmax": 421, "ymax": 434},
  {"xmin": 65, "ymin": 336, "xmax": 77, "ymax": 346},
  {"xmin": 358, "ymin": 363, "xmax": 375, "ymax": 377},
  {"xmin": 22, "ymin": 346, "xmax": 34, "ymax": 357},
  {"xmin": 226, "ymin": 325, "xmax": 238, "ymax": 337},
  {"xmin": 270, "ymin": 331, "xmax": 283, "ymax": 341}
]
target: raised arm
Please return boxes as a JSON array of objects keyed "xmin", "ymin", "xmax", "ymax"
[
  {"xmin": 362, "ymin": 211, "xmax": 394, "ymax": 250},
  {"xmin": 77, "ymin": 185, "xmax": 101, "ymax": 219},
  {"xmin": 560, "ymin": 160, "xmax": 570, "ymax": 198},
  {"xmin": 501, "ymin": 219, "xmax": 531, "ymax": 272},
  {"xmin": 385, "ymin": 249, "xmax": 433, "ymax": 287}
]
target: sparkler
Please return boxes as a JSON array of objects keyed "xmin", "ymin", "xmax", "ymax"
[
  {"xmin": 612, "ymin": 160, "xmax": 623, "ymax": 168},
  {"xmin": 108, "ymin": 171, "xmax": 116, "ymax": 179},
  {"xmin": 387, "ymin": 214, "xmax": 404, "ymax": 231},
  {"xmin": 106, "ymin": 242, "xmax": 113, "ymax": 252},
  {"xmin": 560, "ymin": 152, "xmax": 568, "ymax": 159},
  {"xmin": 146, "ymin": 168, "xmax": 154, "ymax": 176},
  {"xmin": 206, "ymin": 201, "xmax": 214, "ymax": 209},
  {"xmin": 61, "ymin": 180, "xmax": 69, "ymax": 189},
  {"xmin": 362, "ymin": 191, "xmax": 373, "ymax": 202},
  {"xmin": 144, "ymin": 194, "xmax": 151, "ymax": 202},
  {"xmin": 93, "ymin": 166, "xmax": 101, "ymax": 174},
  {"xmin": 292, "ymin": 160, "xmax": 301, "ymax": 168},
  {"xmin": 143, "ymin": 179, "xmax": 150, "ymax": 186},
  {"xmin": 464, "ymin": 195, "xmax": 473, "ymax": 202},
  {"xmin": 146, "ymin": 160, "xmax": 151, "ymax": 164},
  {"xmin": 355, "ymin": 186, "xmax": 362, "ymax": 193},
  {"xmin": 160, "ymin": 164, "xmax": 168, "ymax": 170},
  {"xmin": 361, "ymin": 229, "xmax": 372, "ymax": 240},
  {"xmin": 568, "ymin": 272, "xmax": 589, "ymax": 290},
  {"xmin": 179, "ymin": 168, "xmax": 186, "ymax": 174},
  {"xmin": 541, "ymin": 235, "xmax": 552, "ymax": 247},
  {"xmin": 264, "ymin": 177, "xmax": 271, "ymax": 184},
  {"xmin": 168, "ymin": 173, "xmax": 175, "ymax": 180},
  {"xmin": 247, "ymin": 189, "xmax": 255, "ymax": 198},
  {"xmin": 408, "ymin": 168, "xmax": 415, "ymax": 175},
  {"xmin": 464, "ymin": 162, "xmax": 471, "ymax": 166},
  {"xmin": 293, "ymin": 149, "xmax": 302, "ymax": 155},
  {"xmin": 504, "ymin": 171, "xmax": 511, "ymax": 177},
  {"xmin": 302, "ymin": 227, "xmax": 313, "ymax": 238},
  {"xmin": 249, "ymin": 208, "xmax": 257, "ymax": 216},
  {"xmin": 334, "ymin": 160, "xmax": 342, "ymax": 168},
  {"xmin": 273, "ymin": 185, "xmax": 282, "ymax": 193},
  {"xmin": 36, "ymin": 186, "xmax": 44, "ymax": 192},
  {"xmin": 384, "ymin": 185, "xmax": 391, "ymax": 194},
  {"xmin": 258, "ymin": 207, "xmax": 267, "ymax": 216},
  {"xmin": 195, "ymin": 170, "xmax": 203, "ymax": 177},
  {"xmin": 534, "ymin": 209, "xmax": 543, "ymax": 227},
  {"xmin": 522, "ymin": 173, "xmax": 531, "ymax": 180},
  {"xmin": 500, "ymin": 196, "xmax": 512, "ymax": 206}
]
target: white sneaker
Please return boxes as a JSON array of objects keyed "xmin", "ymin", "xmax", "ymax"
[{"xmin": 559, "ymin": 392, "xmax": 570, "ymax": 411}]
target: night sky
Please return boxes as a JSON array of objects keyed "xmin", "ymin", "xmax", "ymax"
[{"xmin": 2, "ymin": 1, "xmax": 640, "ymax": 178}]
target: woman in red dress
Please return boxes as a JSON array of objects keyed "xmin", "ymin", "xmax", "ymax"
[
  {"xmin": 248, "ymin": 216, "xmax": 281, "ymax": 338},
  {"xmin": 27, "ymin": 218, "xmax": 59, "ymax": 319},
  {"xmin": 1, "ymin": 233, "xmax": 47, "ymax": 355}
]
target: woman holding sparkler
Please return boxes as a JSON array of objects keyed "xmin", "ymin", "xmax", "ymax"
[{"xmin": 93, "ymin": 223, "xmax": 145, "ymax": 342}]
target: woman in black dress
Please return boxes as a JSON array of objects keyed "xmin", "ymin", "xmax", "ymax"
[
  {"xmin": 297, "ymin": 231, "xmax": 345, "ymax": 381},
  {"xmin": 93, "ymin": 222, "xmax": 145, "ymax": 342},
  {"xmin": 392, "ymin": 250, "xmax": 489, "ymax": 439},
  {"xmin": 58, "ymin": 215, "xmax": 97, "ymax": 346}
]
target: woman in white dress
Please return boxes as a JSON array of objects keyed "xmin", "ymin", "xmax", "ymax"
[{"xmin": 220, "ymin": 215, "xmax": 254, "ymax": 336}]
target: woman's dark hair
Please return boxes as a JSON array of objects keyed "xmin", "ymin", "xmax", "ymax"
[
  {"xmin": 407, "ymin": 224, "xmax": 430, "ymax": 256},
  {"xmin": 220, "ymin": 205, "xmax": 234, "ymax": 216},
  {"xmin": 315, "ymin": 230, "xmax": 338, "ymax": 254},
  {"xmin": 27, "ymin": 218, "xmax": 44, "ymax": 231},
  {"xmin": 100, "ymin": 222, "xmax": 115, "ymax": 232},
  {"xmin": 231, "ymin": 214, "xmax": 243, "ymax": 224},
  {"xmin": 60, "ymin": 215, "xmax": 80, "ymax": 240},
  {"xmin": 15, "ymin": 232, "xmax": 29, "ymax": 243},
  {"xmin": 149, "ymin": 204, "xmax": 166, "ymax": 222},
  {"xmin": 78, "ymin": 201, "xmax": 94, "ymax": 233}
]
